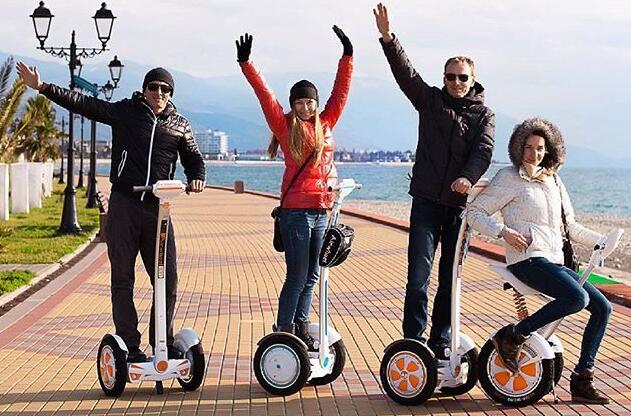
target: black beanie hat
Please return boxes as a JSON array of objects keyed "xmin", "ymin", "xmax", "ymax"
[
  {"xmin": 143, "ymin": 67, "xmax": 175, "ymax": 96},
  {"xmin": 289, "ymin": 80, "xmax": 318, "ymax": 106}
]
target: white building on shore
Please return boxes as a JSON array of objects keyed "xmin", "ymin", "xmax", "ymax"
[{"xmin": 196, "ymin": 129, "xmax": 229, "ymax": 160}]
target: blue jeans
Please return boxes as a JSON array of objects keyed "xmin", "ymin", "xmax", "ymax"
[
  {"xmin": 508, "ymin": 257, "xmax": 612, "ymax": 372},
  {"xmin": 403, "ymin": 196, "xmax": 463, "ymax": 350},
  {"xmin": 276, "ymin": 208, "xmax": 327, "ymax": 327}
]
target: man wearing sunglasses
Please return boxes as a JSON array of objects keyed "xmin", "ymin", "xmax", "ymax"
[
  {"xmin": 373, "ymin": 4, "xmax": 495, "ymax": 360},
  {"xmin": 17, "ymin": 62, "xmax": 206, "ymax": 363}
]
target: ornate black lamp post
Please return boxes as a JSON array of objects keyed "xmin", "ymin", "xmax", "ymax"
[
  {"xmin": 30, "ymin": 1, "xmax": 116, "ymax": 234},
  {"xmin": 86, "ymin": 78, "xmax": 119, "ymax": 208}
]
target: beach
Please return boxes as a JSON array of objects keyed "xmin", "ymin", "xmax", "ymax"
[{"xmin": 344, "ymin": 200, "xmax": 631, "ymax": 280}]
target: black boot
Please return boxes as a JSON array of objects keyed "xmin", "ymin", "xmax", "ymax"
[
  {"xmin": 276, "ymin": 323, "xmax": 295, "ymax": 334},
  {"xmin": 492, "ymin": 324, "xmax": 526, "ymax": 373},
  {"xmin": 570, "ymin": 368, "xmax": 610, "ymax": 404},
  {"xmin": 295, "ymin": 321, "xmax": 317, "ymax": 351}
]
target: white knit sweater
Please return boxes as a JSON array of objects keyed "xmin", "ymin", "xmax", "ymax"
[{"xmin": 467, "ymin": 166, "xmax": 602, "ymax": 266}]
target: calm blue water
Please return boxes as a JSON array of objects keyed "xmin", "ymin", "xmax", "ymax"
[{"xmin": 94, "ymin": 163, "xmax": 631, "ymax": 216}]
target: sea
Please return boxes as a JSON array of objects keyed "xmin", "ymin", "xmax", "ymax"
[{"xmin": 94, "ymin": 162, "xmax": 631, "ymax": 216}]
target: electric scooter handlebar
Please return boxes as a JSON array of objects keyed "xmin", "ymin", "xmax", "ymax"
[{"xmin": 132, "ymin": 183, "xmax": 193, "ymax": 194}]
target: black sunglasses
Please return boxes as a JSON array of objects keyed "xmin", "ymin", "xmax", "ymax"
[
  {"xmin": 147, "ymin": 83, "xmax": 173, "ymax": 94},
  {"xmin": 444, "ymin": 73, "xmax": 471, "ymax": 82}
]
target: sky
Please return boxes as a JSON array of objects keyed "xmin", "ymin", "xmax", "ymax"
[{"xmin": 1, "ymin": 0, "xmax": 631, "ymax": 157}]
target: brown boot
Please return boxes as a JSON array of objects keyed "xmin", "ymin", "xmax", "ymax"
[
  {"xmin": 295, "ymin": 321, "xmax": 317, "ymax": 351},
  {"xmin": 570, "ymin": 368, "xmax": 610, "ymax": 404},
  {"xmin": 492, "ymin": 324, "xmax": 526, "ymax": 373}
]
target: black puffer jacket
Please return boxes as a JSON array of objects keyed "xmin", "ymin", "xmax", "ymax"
[
  {"xmin": 381, "ymin": 36, "xmax": 495, "ymax": 208},
  {"xmin": 41, "ymin": 84, "xmax": 205, "ymax": 199}
]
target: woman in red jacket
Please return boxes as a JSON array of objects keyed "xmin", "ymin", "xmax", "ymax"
[{"xmin": 236, "ymin": 26, "xmax": 353, "ymax": 349}]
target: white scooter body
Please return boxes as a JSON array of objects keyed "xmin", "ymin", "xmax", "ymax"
[{"xmin": 97, "ymin": 180, "xmax": 204, "ymax": 396}]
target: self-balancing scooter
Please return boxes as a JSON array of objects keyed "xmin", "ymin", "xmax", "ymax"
[
  {"xmin": 253, "ymin": 178, "xmax": 361, "ymax": 396},
  {"xmin": 478, "ymin": 228, "xmax": 623, "ymax": 407},
  {"xmin": 96, "ymin": 180, "xmax": 206, "ymax": 396},
  {"xmin": 380, "ymin": 180, "xmax": 488, "ymax": 405}
]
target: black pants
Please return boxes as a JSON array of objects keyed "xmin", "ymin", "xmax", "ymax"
[{"xmin": 105, "ymin": 191, "xmax": 178, "ymax": 350}]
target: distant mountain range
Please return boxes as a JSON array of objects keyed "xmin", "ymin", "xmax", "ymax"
[{"xmin": 2, "ymin": 51, "xmax": 629, "ymax": 168}]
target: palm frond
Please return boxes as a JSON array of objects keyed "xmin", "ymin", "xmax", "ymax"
[{"xmin": 0, "ymin": 57, "xmax": 14, "ymax": 100}]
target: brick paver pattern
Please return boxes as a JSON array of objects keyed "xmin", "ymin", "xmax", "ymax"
[{"xmin": 1, "ymin": 188, "xmax": 630, "ymax": 415}]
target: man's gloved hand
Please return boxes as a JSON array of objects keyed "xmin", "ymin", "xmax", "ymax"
[
  {"xmin": 188, "ymin": 179, "xmax": 205, "ymax": 193},
  {"xmin": 236, "ymin": 33, "xmax": 253, "ymax": 63},
  {"xmin": 333, "ymin": 25, "xmax": 353, "ymax": 56}
]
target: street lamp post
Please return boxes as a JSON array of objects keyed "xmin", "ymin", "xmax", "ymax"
[
  {"xmin": 29, "ymin": 1, "xmax": 116, "ymax": 234},
  {"xmin": 76, "ymin": 114, "xmax": 85, "ymax": 188},
  {"xmin": 86, "ymin": 79, "xmax": 118, "ymax": 208},
  {"xmin": 58, "ymin": 115, "xmax": 65, "ymax": 184}
]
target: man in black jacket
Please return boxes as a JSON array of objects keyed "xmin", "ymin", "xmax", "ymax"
[
  {"xmin": 17, "ymin": 62, "xmax": 206, "ymax": 362},
  {"xmin": 373, "ymin": 4, "xmax": 495, "ymax": 359}
]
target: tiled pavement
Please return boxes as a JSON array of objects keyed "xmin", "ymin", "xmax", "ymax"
[{"xmin": 1, "ymin": 188, "xmax": 631, "ymax": 415}]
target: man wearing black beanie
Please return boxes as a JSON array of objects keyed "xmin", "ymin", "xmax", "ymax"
[{"xmin": 17, "ymin": 62, "xmax": 206, "ymax": 363}]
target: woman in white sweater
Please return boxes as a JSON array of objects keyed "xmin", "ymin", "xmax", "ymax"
[{"xmin": 467, "ymin": 117, "xmax": 611, "ymax": 405}]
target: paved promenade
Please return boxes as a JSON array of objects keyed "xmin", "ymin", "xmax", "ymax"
[{"xmin": 1, "ymin": 187, "xmax": 631, "ymax": 415}]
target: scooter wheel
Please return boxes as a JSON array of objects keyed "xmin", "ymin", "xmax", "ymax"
[
  {"xmin": 439, "ymin": 347, "xmax": 479, "ymax": 396},
  {"xmin": 380, "ymin": 339, "xmax": 437, "ymax": 405},
  {"xmin": 97, "ymin": 334, "xmax": 128, "ymax": 397},
  {"xmin": 309, "ymin": 340, "xmax": 346, "ymax": 386},
  {"xmin": 254, "ymin": 333, "xmax": 310, "ymax": 396},
  {"xmin": 478, "ymin": 339, "xmax": 554, "ymax": 407},
  {"xmin": 177, "ymin": 343, "xmax": 206, "ymax": 391}
]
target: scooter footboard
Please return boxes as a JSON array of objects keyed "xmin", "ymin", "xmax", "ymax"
[
  {"xmin": 308, "ymin": 323, "xmax": 342, "ymax": 346},
  {"xmin": 456, "ymin": 333, "xmax": 476, "ymax": 355}
]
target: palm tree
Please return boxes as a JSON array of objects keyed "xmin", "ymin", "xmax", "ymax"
[
  {"xmin": 14, "ymin": 95, "xmax": 62, "ymax": 162},
  {"xmin": 0, "ymin": 57, "xmax": 26, "ymax": 163}
]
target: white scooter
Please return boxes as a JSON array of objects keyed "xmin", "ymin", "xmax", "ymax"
[
  {"xmin": 477, "ymin": 222, "xmax": 623, "ymax": 405},
  {"xmin": 253, "ymin": 178, "xmax": 361, "ymax": 396},
  {"xmin": 96, "ymin": 180, "xmax": 206, "ymax": 396},
  {"xmin": 380, "ymin": 180, "xmax": 487, "ymax": 405}
]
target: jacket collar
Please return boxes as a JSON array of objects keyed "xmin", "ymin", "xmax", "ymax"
[
  {"xmin": 442, "ymin": 82, "xmax": 486, "ymax": 109},
  {"xmin": 131, "ymin": 91, "xmax": 177, "ymax": 118}
]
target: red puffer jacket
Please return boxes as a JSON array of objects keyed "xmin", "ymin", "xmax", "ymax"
[{"xmin": 240, "ymin": 55, "xmax": 353, "ymax": 208}]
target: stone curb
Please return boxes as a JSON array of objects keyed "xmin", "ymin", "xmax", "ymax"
[
  {"xmin": 214, "ymin": 184, "xmax": 631, "ymax": 309},
  {"xmin": 0, "ymin": 230, "xmax": 99, "ymax": 308}
]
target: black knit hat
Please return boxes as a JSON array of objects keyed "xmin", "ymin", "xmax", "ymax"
[
  {"xmin": 289, "ymin": 80, "xmax": 318, "ymax": 105},
  {"xmin": 143, "ymin": 67, "xmax": 175, "ymax": 96}
]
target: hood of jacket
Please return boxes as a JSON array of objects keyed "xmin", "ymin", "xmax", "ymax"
[{"xmin": 508, "ymin": 117, "xmax": 566, "ymax": 169}]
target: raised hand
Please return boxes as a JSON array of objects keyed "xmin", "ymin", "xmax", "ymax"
[
  {"xmin": 373, "ymin": 3, "xmax": 393, "ymax": 42},
  {"xmin": 235, "ymin": 33, "xmax": 253, "ymax": 63},
  {"xmin": 332, "ymin": 25, "xmax": 353, "ymax": 56},
  {"xmin": 16, "ymin": 61, "xmax": 43, "ymax": 90}
]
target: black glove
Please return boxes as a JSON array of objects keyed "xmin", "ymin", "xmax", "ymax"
[
  {"xmin": 236, "ymin": 33, "xmax": 253, "ymax": 63},
  {"xmin": 333, "ymin": 25, "xmax": 353, "ymax": 56}
]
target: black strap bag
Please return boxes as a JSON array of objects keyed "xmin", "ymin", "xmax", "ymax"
[
  {"xmin": 271, "ymin": 150, "xmax": 315, "ymax": 252},
  {"xmin": 319, "ymin": 224, "xmax": 355, "ymax": 267},
  {"xmin": 554, "ymin": 175, "xmax": 579, "ymax": 272}
]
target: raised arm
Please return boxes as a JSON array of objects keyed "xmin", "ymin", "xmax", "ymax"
[
  {"xmin": 236, "ymin": 34, "xmax": 288, "ymax": 139},
  {"xmin": 373, "ymin": 3, "xmax": 431, "ymax": 111},
  {"xmin": 320, "ymin": 25, "xmax": 353, "ymax": 128},
  {"xmin": 17, "ymin": 61, "xmax": 119, "ymax": 125}
]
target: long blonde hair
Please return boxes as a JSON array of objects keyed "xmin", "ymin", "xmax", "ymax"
[{"xmin": 267, "ymin": 108, "xmax": 324, "ymax": 166}]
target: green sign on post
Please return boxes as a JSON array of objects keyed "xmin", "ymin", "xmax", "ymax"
[{"xmin": 72, "ymin": 75, "xmax": 98, "ymax": 96}]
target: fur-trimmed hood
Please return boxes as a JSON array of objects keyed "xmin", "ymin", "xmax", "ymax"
[{"xmin": 508, "ymin": 117, "xmax": 566, "ymax": 169}]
